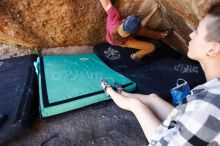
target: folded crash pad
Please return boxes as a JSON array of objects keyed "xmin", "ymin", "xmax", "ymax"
[
  {"xmin": 0, "ymin": 55, "xmax": 38, "ymax": 146},
  {"xmin": 36, "ymin": 54, "xmax": 136, "ymax": 118}
]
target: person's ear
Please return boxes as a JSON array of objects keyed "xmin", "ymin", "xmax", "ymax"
[{"xmin": 207, "ymin": 42, "xmax": 220, "ymax": 57}]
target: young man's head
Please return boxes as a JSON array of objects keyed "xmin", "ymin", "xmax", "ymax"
[
  {"xmin": 117, "ymin": 15, "xmax": 141, "ymax": 38},
  {"xmin": 188, "ymin": 1, "xmax": 220, "ymax": 61}
]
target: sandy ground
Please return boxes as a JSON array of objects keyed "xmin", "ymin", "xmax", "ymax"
[
  {"xmin": 0, "ymin": 44, "xmax": 93, "ymax": 59},
  {"xmin": 0, "ymin": 43, "xmax": 32, "ymax": 60}
]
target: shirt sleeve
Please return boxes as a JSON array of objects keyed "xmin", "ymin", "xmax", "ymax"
[
  {"xmin": 167, "ymin": 100, "xmax": 220, "ymax": 146},
  {"xmin": 106, "ymin": 6, "xmax": 123, "ymax": 23}
]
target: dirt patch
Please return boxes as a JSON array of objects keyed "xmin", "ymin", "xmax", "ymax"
[
  {"xmin": 0, "ymin": 43, "xmax": 32, "ymax": 60},
  {"xmin": 7, "ymin": 102, "xmax": 147, "ymax": 146},
  {"xmin": 0, "ymin": 44, "xmax": 93, "ymax": 60}
]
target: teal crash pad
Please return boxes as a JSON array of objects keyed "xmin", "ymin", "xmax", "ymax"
[{"xmin": 36, "ymin": 54, "xmax": 136, "ymax": 117}]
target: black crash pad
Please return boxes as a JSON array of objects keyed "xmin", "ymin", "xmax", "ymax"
[
  {"xmin": 0, "ymin": 55, "xmax": 38, "ymax": 145},
  {"xmin": 94, "ymin": 41, "xmax": 206, "ymax": 102}
]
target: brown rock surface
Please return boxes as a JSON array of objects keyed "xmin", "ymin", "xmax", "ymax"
[
  {"xmin": 0, "ymin": 0, "xmax": 161, "ymax": 48},
  {"xmin": 158, "ymin": 0, "xmax": 211, "ymax": 54},
  {"xmin": 0, "ymin": 0, "xmax": 215, "ymax": 54}
]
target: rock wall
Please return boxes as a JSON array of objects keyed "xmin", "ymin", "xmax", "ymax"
[
  {"xmin": 0, "ymin": 0, "xmax": 214, "ymax": 53},
  {"xmin": 158, "ymin": 0, "xmax": 210, "ymax": 54},
  {"xmin": 0, "ymin": 0, "xmax": 107, "ymax": 47}
]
